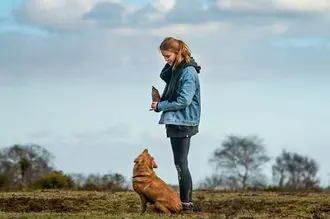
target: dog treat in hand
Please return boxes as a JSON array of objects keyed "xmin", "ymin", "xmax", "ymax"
[{"xmin": 152, "ymin": 86, "xmax": 161, "ymax": 102}]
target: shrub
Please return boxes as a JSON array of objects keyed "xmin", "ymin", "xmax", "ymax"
[
  {"xmin": 34, "ymin": 171, "xmax": 75, "ymax": 189},
  {"xmin": 0, "ymin": 174, "xmax": 11, "ymax": 190}
]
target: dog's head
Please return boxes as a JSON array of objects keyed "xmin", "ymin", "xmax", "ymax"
[{"xmin": 134, "ymin": 148, "xmax": 158, "ymax": 169}]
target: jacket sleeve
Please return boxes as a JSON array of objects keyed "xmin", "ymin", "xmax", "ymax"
[{"xmin": 157, "ymin": 66, "xmax": 197, "ymax": 112}]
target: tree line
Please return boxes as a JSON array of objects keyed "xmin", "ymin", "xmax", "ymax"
[
  {"xmin": 198, "ymin": 135, "xmax": 322, "ymax": 191},
  {"xmin": 0, "ymin": 144, "xmax": 129, "ymax": 191},
  {"xmin": 0, "ymin": 135, "xmax": 328, "ymax": 192}
]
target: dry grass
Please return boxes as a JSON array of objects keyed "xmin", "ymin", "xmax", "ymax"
[{"xmin": 0, "ymin": 190, "xmax": 329, "ymax": 218}]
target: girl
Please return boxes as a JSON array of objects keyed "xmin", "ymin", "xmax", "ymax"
[{"xmin": 150, "ymin": 36, "xmax": 201, "ymax": 213}]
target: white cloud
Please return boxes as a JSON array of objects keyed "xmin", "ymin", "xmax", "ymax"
[
  {"xmin": 13, "ymin": 0, "xmax": 130, "ymax": 31},
  {"xmin": 12, "ymin": 0, "xmax": 329, "ymax": 34},
  {"xmin": 274, "ymin": 0, "xmax": 330, "ymax": 12},
  {"xmin": 105, "ymin": 19, "xmax": 289, "ymax": 38},
  {"xmin": 152, "ymin": 0, "xmax": 175, "ymax": 11},
  {"xmin": 148, "ymin": 21, "xmax": 229, "ymax": 37},
  {"xmin": 13, "ymin": 0, "xmax": 95, "ymax": 30},
  {"xmin": 125, "ymin": 4, "xmax": 165, "ymax": 27},
  {"xmin": 215, "ymin": 0, "xmax": 330, "ymax": 12},
  {"xmin": 2, "ymin": 0, "xmax": 329, "ymax": 86},
  {"xmin": 216, "ymin": 0, "xmax": 270, "ymax": 11}
]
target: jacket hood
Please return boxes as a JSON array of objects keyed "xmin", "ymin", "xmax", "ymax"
[
  {"xmin": 187, "ymin": 57, "xmax": 201, "ymax": 74},
  {"xmin": 160, "ymin": 57, "xmax": 201, "ymax": 83}
]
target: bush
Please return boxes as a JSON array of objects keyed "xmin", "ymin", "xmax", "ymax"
[
  {"xmin": 0, "ymin": 174, "xmax": 11, "ymax": 190},
  {"xmin": 34, "ymin": 171, "xmax": 75, "ymax": 189}
]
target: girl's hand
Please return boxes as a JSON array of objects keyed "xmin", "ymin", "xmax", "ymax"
[{"xmin": 150, "ymin": 102, "xmax": 159, "ymax": 111}]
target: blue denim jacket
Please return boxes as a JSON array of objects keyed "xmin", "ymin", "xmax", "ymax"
[{"xmin": 157, "ymin": 66, "xmax": 201, "ymax": 126}]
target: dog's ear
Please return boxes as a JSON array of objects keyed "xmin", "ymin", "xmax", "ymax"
[
  {"xmin": 143, "ymin": 148, "xmax": 148, "ymax": 153},
  {"xmin": 152, "ymin": 157, "xmax": 158, "ymax": 168}
]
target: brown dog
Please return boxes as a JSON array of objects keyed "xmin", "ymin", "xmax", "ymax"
[{"xmin": 132, "ymin": 149, "xmax": 182, "ymax": 214}]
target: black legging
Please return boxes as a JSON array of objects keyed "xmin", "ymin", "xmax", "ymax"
[{"xmin": 170, "ymin": 136, "xmax": 192, "ymax": 204}]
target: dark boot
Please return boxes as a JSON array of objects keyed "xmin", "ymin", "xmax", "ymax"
[{"xmin": 182, "ymin": 202, "xmax": 193, "ymax": 214}]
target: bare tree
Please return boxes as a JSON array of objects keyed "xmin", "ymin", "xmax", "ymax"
[
  {"xmin": 272, "ymin": 156, "xmax": 286, "ymax": 188},
  {"xmin": 0, "ymin": 144, "xmax": 54, "ymax": 188},
  {"xmin": 69, "ymin": 173, "xmax": 86, "ymax": 188},
  {"xmin": 19, "ymin": 157, "xmax": 31, "ymax": 186},
  {"xmin": 102, "ymin": 173, "xmax": 128, "ymax": 190},
  {"xmin": 208, "ymin": 135, "xmax": 270, "ymax": 189},
  {"xmin": 272, "ymin": 150, "xmax": 319, "ymax": 189}
]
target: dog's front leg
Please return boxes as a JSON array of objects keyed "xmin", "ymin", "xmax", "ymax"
[{"xmin": 139, "ymin": 194, "xmax": 147, "ymax": 214}]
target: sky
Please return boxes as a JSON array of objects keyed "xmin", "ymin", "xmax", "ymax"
[{"xmin": 1, "ymin": 0, "xmax": 330, "ymax": 187}]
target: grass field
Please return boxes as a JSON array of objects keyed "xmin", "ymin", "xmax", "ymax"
[{"xmin": 0, "ymin": 190, "xmax": 329, "ymax": 218}]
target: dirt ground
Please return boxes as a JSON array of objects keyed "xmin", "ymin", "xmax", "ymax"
[{"xmin": 0, "ymin": 190, "xmax": 329, "ymax": 218}]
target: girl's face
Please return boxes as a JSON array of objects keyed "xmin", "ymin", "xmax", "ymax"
[{"xmin": 161, "ymin": 50, "xmax": 176, "ymax": 66}]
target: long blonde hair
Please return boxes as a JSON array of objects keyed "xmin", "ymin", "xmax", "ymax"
[{"xmin": 159, "ymin": 36, "xmax": 191, "ymax": 69}]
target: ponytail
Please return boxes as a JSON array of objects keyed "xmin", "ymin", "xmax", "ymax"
[{"xmin": 159, "ymin": 37, "xmax": 191, "ymax": 69}]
